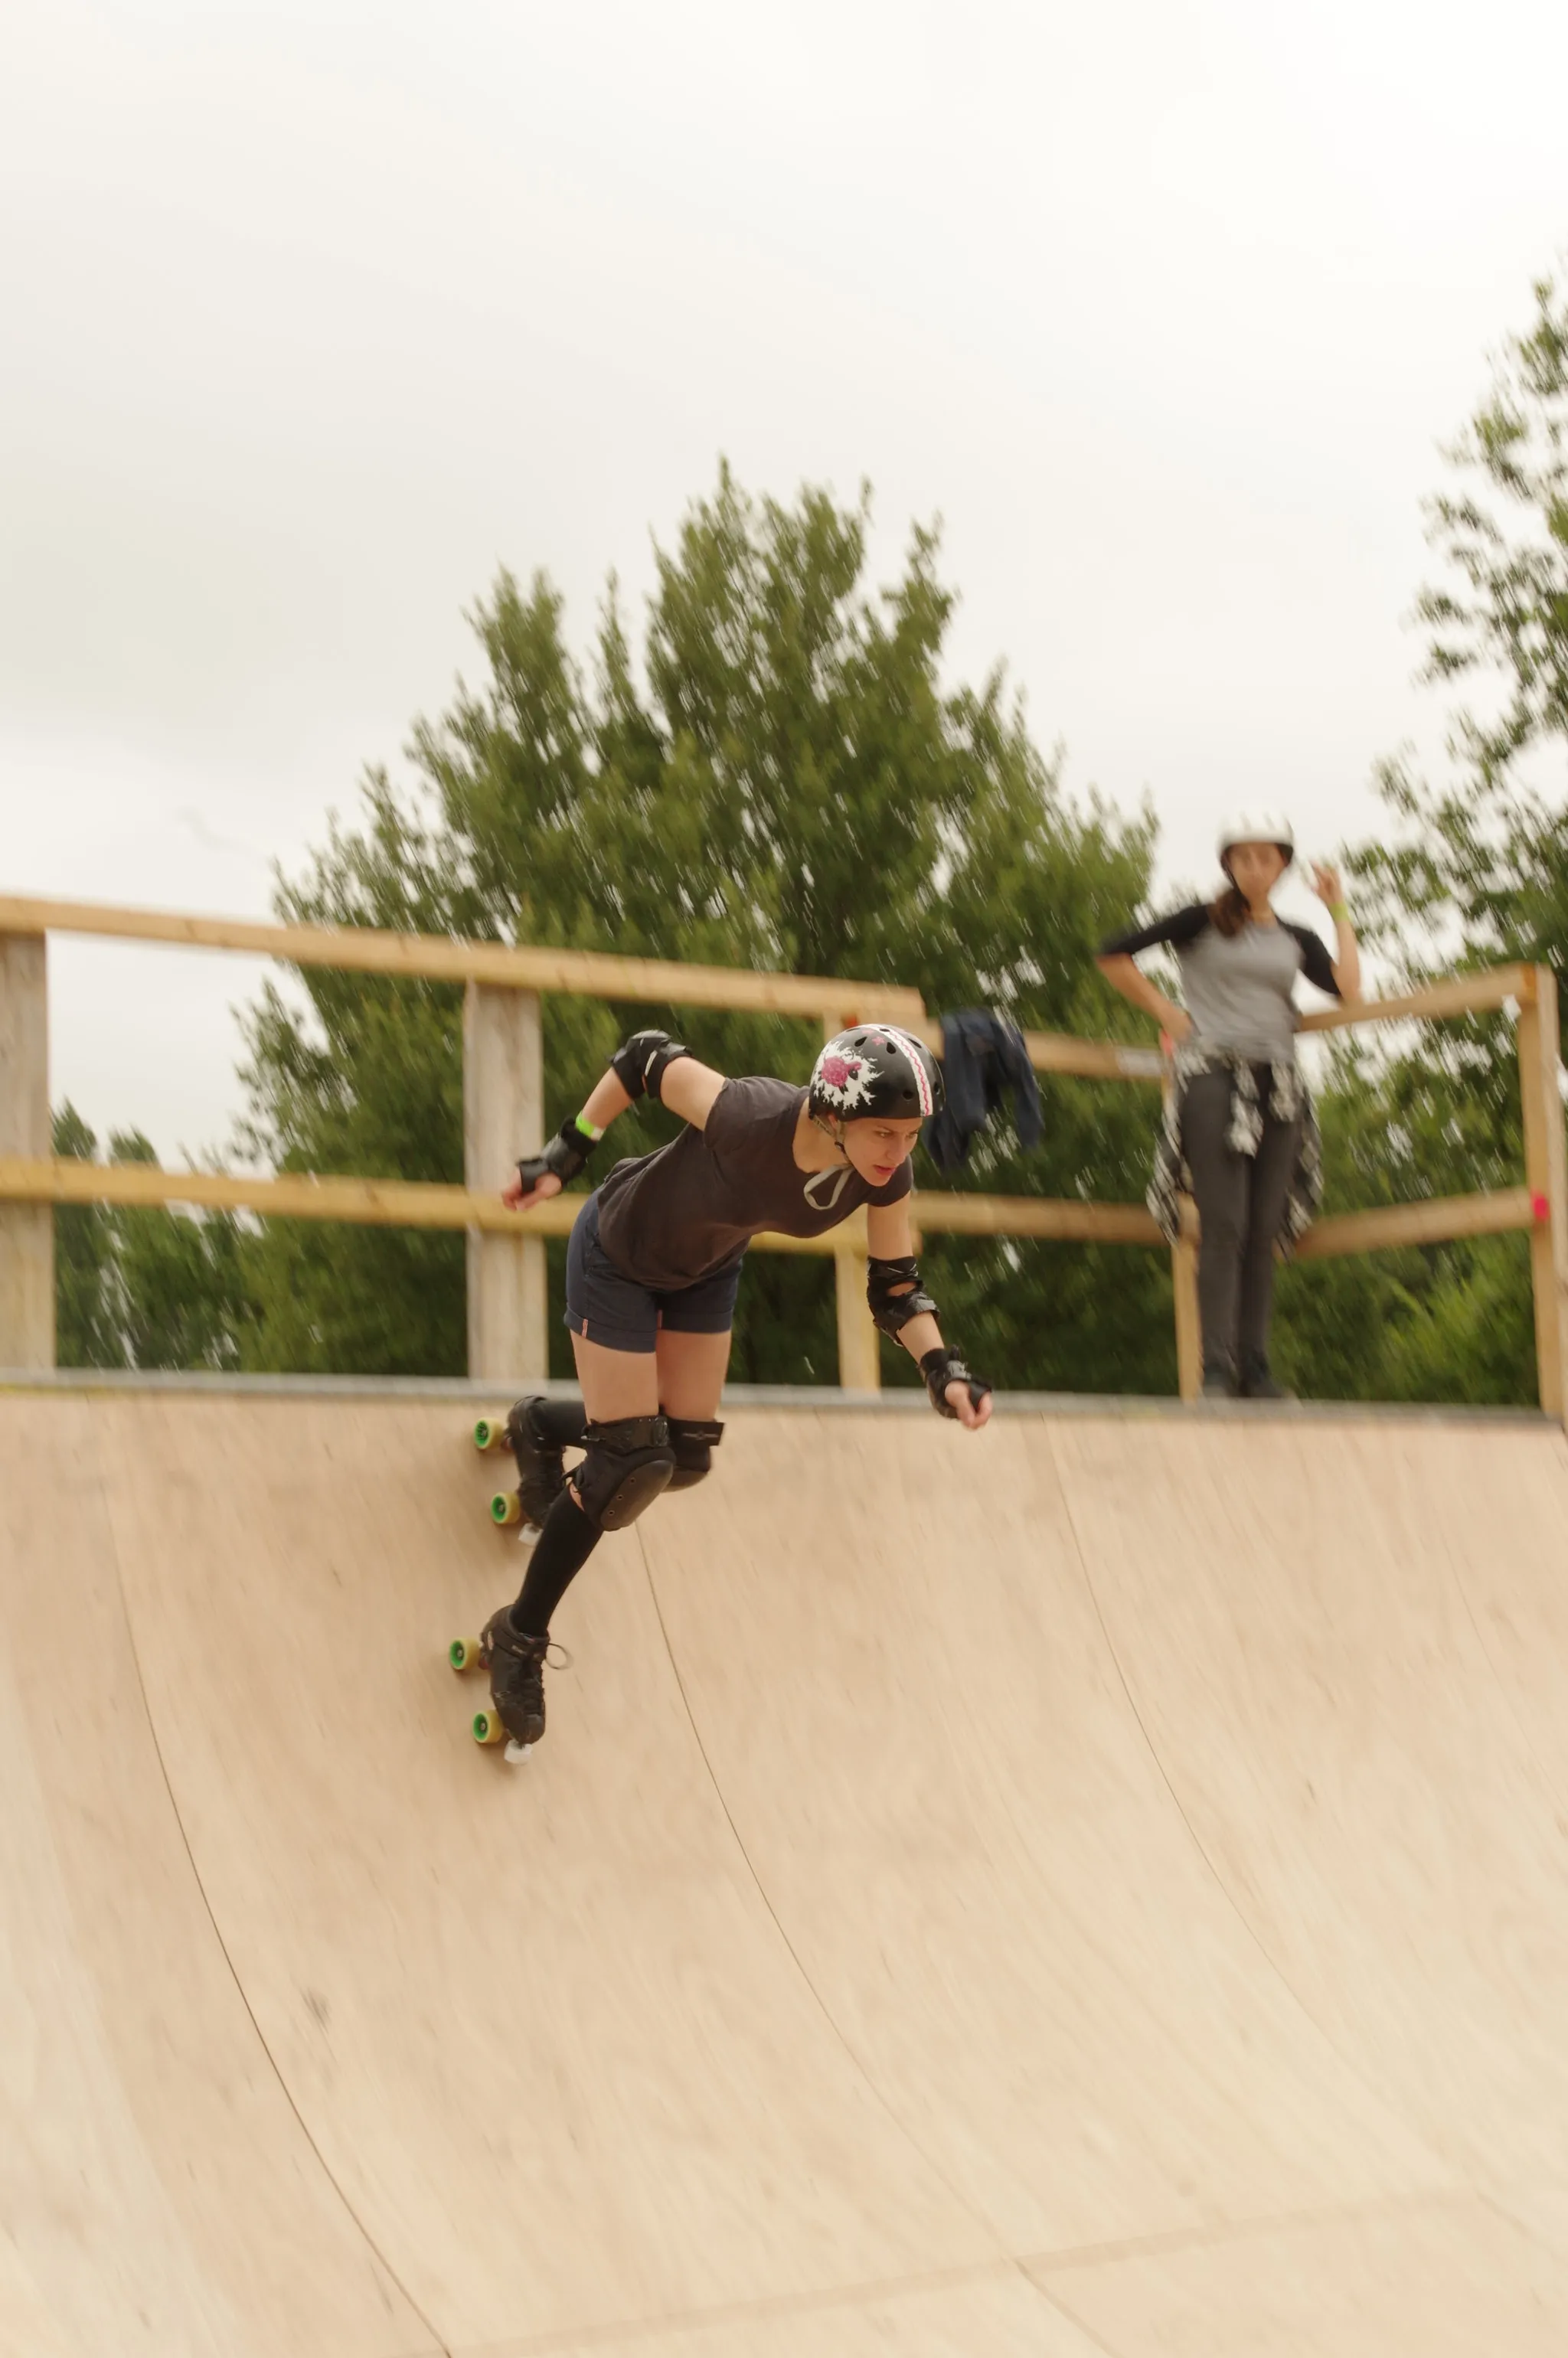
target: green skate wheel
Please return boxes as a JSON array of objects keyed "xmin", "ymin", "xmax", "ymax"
[
  {"xmin": 472, "ymin": 1709, "xmax": 507, "ymax": 1745},
  {"xmin": 449, "ymin": 1636, "xmax": 484, "ymax": 1673},
  {"xmin": 491, "ymin": 1491, "xmax": 522, "ymax": 1527},
  {"xmin": 473, "ymin": 1416, "xmax": 505, "ymax": 1452}
]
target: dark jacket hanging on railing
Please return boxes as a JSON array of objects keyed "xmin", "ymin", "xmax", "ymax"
[{"xmin": 926, "ymin": 1011, "xmax": 1044, "ymax": 1172}]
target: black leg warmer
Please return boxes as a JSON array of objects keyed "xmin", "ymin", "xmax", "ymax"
[{"xmin": 511, "ymin": 1488, "xmax": 602, "ymax": 1637}]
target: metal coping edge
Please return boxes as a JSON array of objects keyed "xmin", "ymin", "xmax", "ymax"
[{"xmin": 0, "ymin": 1367, "xmax": 1552, "ymax": 1430}]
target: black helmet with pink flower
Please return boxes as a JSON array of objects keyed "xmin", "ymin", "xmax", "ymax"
[{"xmin": 808, "ymin": 1024, "xmax": 943, "ymax": 1128}]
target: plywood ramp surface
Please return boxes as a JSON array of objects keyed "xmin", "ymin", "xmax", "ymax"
[{"xmin": 5, "ymin": 1393, "xmax": 1568, "ymax": 2353}]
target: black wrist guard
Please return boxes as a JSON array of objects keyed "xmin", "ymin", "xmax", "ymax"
[
  {"xmin": 919, "ymin": 1345, "xmax": 991, "ymax": 1420},
  {"xmin": 611, "ymin": 1028, "xmax": 691, "ymax": 1104},
  {"xmin": 515, "ymin": 1116, "xmax": 599, "ymax": 1193},
  {"xmin": 867, "ymin": 1254, "xmax": 939, "ymax": 1337}
]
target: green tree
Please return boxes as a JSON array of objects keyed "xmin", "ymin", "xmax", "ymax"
[
  {"xmin": 1285, "ymin": 269, "xmax": 1568, "ymax": 1406},
  {"xmin": 237, "ymin": 467, "xmax": 1171, "ymax": 1386},
  {"xmin": 54, "ymin": 1106, "xmax": 253, "ymax": 1370}
]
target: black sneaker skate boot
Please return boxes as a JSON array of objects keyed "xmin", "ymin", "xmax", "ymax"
[
  {"xmin": 1239, "ymin": 1354, "xmax": 1295, "ymax": 1402},
  {"xmin": 504, "ymin": 1396, "xmax": 570, "ymax": 1530},
  {"xmin": 480, "ymin": 1609, "xmax": 550, "ymax": 1749}
]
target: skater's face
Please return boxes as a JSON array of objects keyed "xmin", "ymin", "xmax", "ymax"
[
  {"xmin": 1223, "ymin": 840, "xmax": 1289, "ymax": 905},
  {"xmin": 841, "ymin": 1116, "xmax": 922, "ymax": 1187}
]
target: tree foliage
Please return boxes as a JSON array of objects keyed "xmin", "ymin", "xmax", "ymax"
[
  {"xmin": 234, "ymin": 466, "xmax": 1168, "ymax": 1386},
  {"xmin": 1287, "ymin": 269, "xmax": 1568, "ymax": 1407},
  {"xmin": 54, "ymin": 1104, "xmax": 252, "ymax": 1370},
  {"xmin": 1354, "ymin": 269, "xmax": 1568, "ymax": 972}
]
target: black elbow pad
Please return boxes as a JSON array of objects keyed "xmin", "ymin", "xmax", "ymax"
[
  {"xmin": 867, "ymin": 1254, "xmax": 939, "ymax": 1337},
  {"xmin": 611, "ymin": 1029, "xmax": 691, "ymax": 1104}
]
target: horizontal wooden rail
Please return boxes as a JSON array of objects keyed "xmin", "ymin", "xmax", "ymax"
[
  {"xmin": 0, "ymin": 1156, "xmax": 872, "ymax": 1257},
  {"xmin": 1019, "ymin": 1032, "xmax": 1166, "ymax": 1083},
  {"xmin": 0, "ymin": 1155, "xmax": 565, "ymax": 1235},
  {"xmin": 2, "ymin": 1156, "xmax": 1544, "ymax": 1266},
  {"xmin": 0, "ymin": 894, "xmax": 926, "ymax": 1027},
  {"xmin": 912, "ymin": 1192, "xmax": 1163, "ymax": 1246},
  {"xmin": 2, "ymin": 894, "xmax": 1535, "ymax": 1079},
  {"xmin": 1292, "ymin": 1185, "xmax": 1538, "ymax": 1260},
  {"xmin": 1298, "ymin": 965, "xmax": 1534, "ymax": 1034},
  {"xmin": 0, "ymin": 1154, "xmax": 1166, "ymax": 1254}
]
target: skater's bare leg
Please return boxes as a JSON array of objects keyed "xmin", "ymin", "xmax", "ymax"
[
  {"xmin": 492, "ymin": 1331, "xmax": 728, "ymax": 1739},
  {"xmin": 653, "ymin": 1326, "xmax": 730, "ymax": 1421},
  {"xmin": 506, "ymin": 1334, "xmax": 666, "ymax": 1645},
  {"xmin": 570, "ymin": 1331, "xmax": 660, "ymax": 1420}
]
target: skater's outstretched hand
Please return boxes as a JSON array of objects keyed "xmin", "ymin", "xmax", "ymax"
[
  {"xmin": 946, "ymin": 1380, "xmax": 992, "ymax": 1430},
  {"xmin": 503, "ymin": 1168, "xmax": 564, "ymax": 1214}
]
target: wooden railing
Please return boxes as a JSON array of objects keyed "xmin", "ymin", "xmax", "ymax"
[{"xmin": 1, "ymin": 895, "xmax": 1564, "ymax": 1419}]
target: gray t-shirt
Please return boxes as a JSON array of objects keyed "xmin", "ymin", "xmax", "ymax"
[
  {"xmin": 594, "ymin": 1075, "xmax": 913, "ymax": 1292},
  {"xmin": 1099, "ymin": 903, "xmax": 1341, "ymax": 1061}
]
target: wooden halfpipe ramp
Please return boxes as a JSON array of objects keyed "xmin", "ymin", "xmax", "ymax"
[{"xmin": 6, "ymin": 1389, "xmax": 1568, "ymax": 2353}]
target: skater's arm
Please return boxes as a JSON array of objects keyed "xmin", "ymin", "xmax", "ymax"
[
  {"xmin": 658, "ymin": 1057, "xmax": 727, "ymax": 1131},
  {"xmin": 865, "ymin": 1201, "xmax": 992, "ymax": 1429},
  {"xmin": 502, "ymin": 1040, "xmax": 727, "ymax": 1211},
  {"xmin": 1095, "ymin": 904, "xmax": 1207, "ymax": 1045},
  {"xmin": 1308, "ymin": 862, "xmax": 1362, "ymax": 1002},
  {"xmin": 1093, "ymin": 954, "xmax": 1192, "ymax": 1043}
]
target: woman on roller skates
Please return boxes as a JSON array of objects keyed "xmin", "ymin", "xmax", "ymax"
[{"xmin": 480, "ymin": 1023, "xmax": 992, "ymax": 1750}]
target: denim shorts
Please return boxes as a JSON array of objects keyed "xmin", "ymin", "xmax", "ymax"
[{"xmin": 564, "ymin": 1193, "xmax": 743, "ymax": 1355}]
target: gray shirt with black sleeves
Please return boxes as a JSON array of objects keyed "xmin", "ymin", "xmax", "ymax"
[{"xmin": 1099, "ymin": 903, "xmax": 1341, "ymax": 1062}]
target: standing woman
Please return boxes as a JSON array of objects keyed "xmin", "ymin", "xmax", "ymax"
[
  {"xmin": 1095, "ymin": 813, "xmax": 1361, "ymax": 1399},
  {"xmin": 482, "ymin": 1024, "xmax": 992, "ymax": 1752}
]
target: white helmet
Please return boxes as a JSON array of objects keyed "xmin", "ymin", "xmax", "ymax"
[{"xmin": 1217, "ymin": 810, "xmax": 1295, "ymax": 869}]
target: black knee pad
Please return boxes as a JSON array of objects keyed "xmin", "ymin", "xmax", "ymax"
[
  {"xmin": 575, "ymin": 1415, "xmax": 675, "ymax": 1530},
  {"xmin": 665, "ymin": 1416, "xmax": 724, "ymax": 1491}
]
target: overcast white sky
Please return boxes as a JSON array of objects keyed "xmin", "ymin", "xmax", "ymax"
[{"xmin": 2, "ymin": 0, "xmax": 1565, "ymax": 1161}]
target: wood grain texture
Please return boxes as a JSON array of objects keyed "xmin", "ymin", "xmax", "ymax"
[
  {"xmin": 464, "ymin": 981, "xmax": 547, "ymax": 1381},
  {"xmin": 1292, "ymin": 1184, "xmax": 1535, "ymax": 1259},
  {"xmin": 0, "ymin": 892, "xmax": 926, "ymax": 1024},
  {"xmin": 9, "ymin": 1390, "xmax": 1568, "ymax": 2351},
  {"xmin": 0, "ymin": 935, "xmax": 52, "ymax": 1368},
  {"xmin": 1298, "ymin": 964, "xmax": 1533, "ymax": 1032},
  {"xmin": 1517, "ymin": 965, "xmax": 1568, "ymax": 1420}
]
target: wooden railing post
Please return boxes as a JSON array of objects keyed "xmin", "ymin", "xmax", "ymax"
[
  {"xmin": 1517, "ymin": 965, "xmax": 1568, "ymax": 1425},
  {"xmin": 0, "ymin": 931, "xmax": 54, "ymax": 1370},
  {"xmin": 1171, "ymin": 1198, "xmax": 1202, "ymax": 1402},
  {"xmin": 464, "ymin": 983, "xmax": 547, "ymax": 1385},
  {"xmin": 833, "ymin": 1213, "xmax": 880, "ymax": 1394}
]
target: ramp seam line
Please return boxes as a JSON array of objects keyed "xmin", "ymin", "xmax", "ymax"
[
  {"xmin": 452, "ymin": 2258, "xmax": 1048, "ymax": 2356},
  {"xmin": 1433, "ymin": 1480, "xmax": 1568, "ymax": 1817},
  {"xmin": 1021, "ymin": 2183, "xmax": 1478, "ymax": 2275},
  {"xmin": 106, "ymin": 1491, "xmax": 452, "ymax": 2358},
  {"xmin": 633, "ymin": 1524, "xmax": 1034, "ymax": 2280},
  {"xmin": 634, "ymin": 1525, "xmax": 1141, "ymax": 2353},
  {"xmin": 1050, "ymin": 1426, "xmax": 1443, "ymax": 2176}
]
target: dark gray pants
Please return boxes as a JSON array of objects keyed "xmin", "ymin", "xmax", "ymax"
[{"xmin": 1181, "ymin": 1066, "xmax": 1302, "ymax": 1381}]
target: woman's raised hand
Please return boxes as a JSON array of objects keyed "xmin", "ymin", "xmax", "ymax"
[
  {"xmin": 1311, "ymin": 861, "xmax": 1345, "ymax": 908},
  {"xmin": 501, "ymin": 1169, "xmax": 564, "ymax": 1214}
]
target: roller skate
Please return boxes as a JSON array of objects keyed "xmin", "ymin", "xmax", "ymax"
[
  {"xmin": 504, "ymin": 1395, "xmax": 573, "ymax": 1534},
  {"xmin": 480, "ymin": 1608, "xmax": 550, "ymax": 1757}
]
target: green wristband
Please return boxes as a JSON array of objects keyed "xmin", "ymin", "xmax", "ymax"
[{"xmin": 1328, "ymin": 901, "xmax": 1349, "ymax": 921}]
